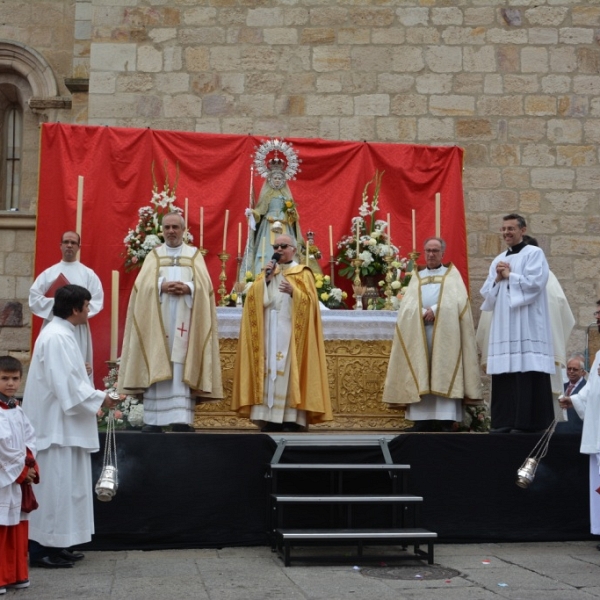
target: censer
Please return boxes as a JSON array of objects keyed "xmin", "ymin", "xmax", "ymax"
[
  {"xmin": 516, "ymin": 419, "xmax": 557, "ymax": 488},
  {"xmin": 95, "ymin": 403, "xmax": 119, "ymax": 502}
]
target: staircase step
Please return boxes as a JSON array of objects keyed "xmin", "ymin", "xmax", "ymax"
[
  {"xmin": 270, "ymin": 463, "xmax": 410, "ymax": 471},
  {"xmin": 278, "ymin": 527, "xmax": 437, "ymax": 540},
  {"xmin": 272, "ymin": 494, "xmax": 422, "ymax": 503}
]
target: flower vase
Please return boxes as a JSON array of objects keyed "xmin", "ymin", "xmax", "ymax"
[{"xmin": 362, "ymin": 275, "xmax": 381, "ymax": 308}]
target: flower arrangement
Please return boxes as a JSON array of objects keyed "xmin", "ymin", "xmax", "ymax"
[
  {"xmin": 336, "ymin": 171, "xmax": 401, "ymax": 279},
  {"xmin": 314, "ymin": 273, "xmax": 347, "ymax": 309},
  {"xmin": 97, "ymin": 361, "xmax": 144, "ymax": 430},
  {"xmin": 224, "ymin": 271, "xmax": 255, "ymax": 306},
  {"xmin": 123, "ymin": 161, "xmax": 193, "ymax": 271},
  {"xmin": 282, "ymin": 198, "xmax": 298, "ymax": 223},
  {"xmin": 455, "ymin": 403, "xmax": 491, "ymax": 433}
]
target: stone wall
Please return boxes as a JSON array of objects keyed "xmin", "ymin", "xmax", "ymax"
[{"xmin": 2, "ymin": 0, "xmax": 600, "ymax": 373}]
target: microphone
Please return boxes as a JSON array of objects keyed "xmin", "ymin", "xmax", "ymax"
[{"xmin": 265, "ymin": 252, "xmax": 282, "ymax": 277}]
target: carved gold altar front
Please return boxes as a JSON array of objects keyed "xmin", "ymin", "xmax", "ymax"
[{"xmin": 194, "ymin": 337, "xmax": 409, "ymax": 431}]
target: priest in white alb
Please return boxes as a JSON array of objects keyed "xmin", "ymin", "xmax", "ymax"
[
  {"xmin": 23, "ymin": 285, "xmax": 118, "ymax": 568},
  {"xmin": 480, "ymin": 213, "xmax": 555, "ymax": 433},
  {"xmin": 383, "ymin": 237, "xmax": 482, "ymax": 431},
  {"xmin": 118, "ymin": 212, "xmax": 223, "ymax": 432},
  {"xmin": 28, "ymin": 230, "xmax": 103, "ymax": 382}
]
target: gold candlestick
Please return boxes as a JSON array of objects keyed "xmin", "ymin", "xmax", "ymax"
[
  {"xmin": 217, "ymin": 252, "xmax": 230, "ymax": 306},
  {"xmin": 351, "ymin": 258, "xmax": 364, "ymax": 309},
  {"xmin": 199, "ymin": 248, "xmax": 208, "ymax": 257},
  {"xmin": 407, "ymin": 251, "xmax": 420, "ymax": 273}
]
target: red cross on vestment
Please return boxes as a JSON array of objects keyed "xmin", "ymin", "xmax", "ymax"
[{"xmin": 177, "ymin": 323, "xmax": 188, "ymax": 337}]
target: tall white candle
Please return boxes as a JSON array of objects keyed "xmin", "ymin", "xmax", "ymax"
[
  {"xmin": 329, "ymin": 225, "xmax": 334, "ymax": 257},
  {"xmin": 110, "ymin": 270, "xmax": 119, "ymax": 362},
  {"xmin": 435, "ymin": 192, "xmax": 441, "ymax": 238},
  {"xmin": 76, "ymin": 176, "xmax": 83, "ymax": 260},
  {"xmin": 387, "ymin": 212, "xmax": 391, "ymax": 242},
  {"xmin": 200, "ymin": 207, "xmax": 204, "ymax": 248},
  {"xmin": 184, "ymin": 197, "xmax": 189, "ymax": 230},
  {"xmin": 412, "ymin": 209, "xmax": 416, "ymax": 251},
  {"xmin": 238, "ymin": 222, "xmax": 242, "ymax": 255},
  {"xmin": 222, "ymin": 209, "xmax": 229, "ymax": 252}
]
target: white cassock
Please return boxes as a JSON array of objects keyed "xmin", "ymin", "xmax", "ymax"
[
  {"xmin": 405, "ymin": 265, "xmax": 462, "ymax": 422},
  {"xmin": 477, "ymin": 270, "xmax": 574, "ymax": 421},
  {"xmin": 250, "ymin": 261, "xmax": 307, "ymax": 427},
  {"xmin": 143, "ymin": 244, "xmax": 196, "ymax": 426},
  {"xmin": 0, "ymin": 406, "xmax": 36, "ymax": 527},
  {"xmin": 480, "ymin": 245, "xmax": 554, "ymax": 374},
  {"xmin": 22, "ymin": 317, "xmax": 106, "ymax": 548},
  {"xmin": 570, "ymin": 350, "xmax": 600, "ymax": 535},
  {"xmin": 29, "ymin": 261, "xmax": 104, "ymax": 382}
]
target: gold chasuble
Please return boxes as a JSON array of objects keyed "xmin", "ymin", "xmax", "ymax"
[
  {"xmin": 118, "ymin": 244, "xmax": 223, "ymax": 399},
  {"xmin": 383, "ymin": 263, "xmax": 481, "ymax": 405},
  {"xmin": 232, "ymin": 265, "xmax": 332, "ymax": 424}
]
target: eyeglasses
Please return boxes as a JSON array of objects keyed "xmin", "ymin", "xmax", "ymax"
[{"xmin": 273, "ymin": 244, "xmax": 291, "ymax": 250}]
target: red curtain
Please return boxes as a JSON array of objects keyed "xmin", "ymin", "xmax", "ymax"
[{"xmin": 35, "ymin": 123, "xmax": 467, "ymax": 385}]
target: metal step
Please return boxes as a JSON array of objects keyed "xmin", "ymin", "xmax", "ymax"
[
  {"xmin": 272, "ymin": 494, "xmax": 422, "ymax": 503},
  {"xmin": 276, "ymin": 528, "xmax": 437, "ymax": 566},
  {"xmin": 270, "ymin": 463, "xmax": 410, "ymax": 471}
]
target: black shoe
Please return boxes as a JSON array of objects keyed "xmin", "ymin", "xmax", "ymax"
[
  {"xmin": 31, "ymin": 555, "xmax": 74, "ymax": 569},
  {"xmin": 490, "ymin": 427, "xmax": 512, "ymax": 434},
  {"xmin": 141, "ymin": 425, "xmax": 163, "ymax": 433},
  {"xmin": 596, "ymin": 543, "xmax": 600, "ymax": 551},
  {"xmin": 260, "ymin": 422, "xmax": 282, "ymax": 432},
  {"xmin": 171, "ymin": 424, "xmax": 195, "ymax": 432},
  {"xmin": 59, "ymin": 549, "xmax": 84, "ymax": 562},
  {"xmin": 6, "ymin": 580, "xmax": 30, "ymax": 589},
  {"xmin": 282, "ymin": 422, "xmax": 302, "ymax": 432}
]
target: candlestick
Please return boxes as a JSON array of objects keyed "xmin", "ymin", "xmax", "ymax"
[
  {"xmin": 412, "ymin": 209, "xmax": 416, "ymax": 251},
  {"xmin": 329, "ymin": 256, "xmax": 336, "ymax": 286},
  {"xmin": 110, "ymin": 270, "xmax": 119, "ymax": 361},
  {"xmin": 200, "ymin": 207, "xmax": 204, "ymax": 249},
  {"xmin": 237, "ymin": 222, "xmax": 242, "ymax": 255},
  {"xmin": 435, "ymin": 192, "xmax": 441, "ymax": 238},
  {"xmin": 184, "ymin": 197, "xmax": 189, "ymax": 230},
  {"xmin": 222, "ymin": 209, "xmax": 229, "ymax": 252},
  {"xmin": 217, "ymin": 252, "xmax": 230, "ymax": 307},
  {"xmin": 329, "ymin": 225, "xmax": 334, "ymax": 258}
]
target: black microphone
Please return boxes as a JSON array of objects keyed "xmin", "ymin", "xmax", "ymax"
[{"xmin": 265, "ymin": 252, "xmax": 282, "ymax": 277}]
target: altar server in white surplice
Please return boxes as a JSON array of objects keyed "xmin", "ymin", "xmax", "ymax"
[
  {"xmin": 28, "ymin": 230, "xmax": 103, "ymax": 382},
  {"xmin": 23, "ymin": 285, "xmax": 118, "ymax": 568},
  {"xmin": 480, "ymin": 213, "xmax": 555, "ymax": 433},
  {"xmin": 383, "ymin": 237, "xmax": 482, "ymax": 432},
  {"xmin": 118, "ymin": 212, "xmax": 223, "ymax": 433},
  {"xmin": 478, "ymin": 234, "xmax": 574, "ymax": 423},
  {"xmin": 559, "ymin": 302, "xmax": 600, "ymax": 539}
]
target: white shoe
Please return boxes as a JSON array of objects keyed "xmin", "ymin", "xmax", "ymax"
[{"xmin": 0, "ymin": 587, "xmax": 6, "ymax": 595}]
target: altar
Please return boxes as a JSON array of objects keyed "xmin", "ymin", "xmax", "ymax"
[{"xmin": 195, "ymin": 307, "xmax": 408, "ymax": 431}]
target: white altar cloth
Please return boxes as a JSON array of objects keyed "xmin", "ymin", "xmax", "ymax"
[{"xmin": 216, "ymin": 307, "xmax": 397, "ymax": 341}]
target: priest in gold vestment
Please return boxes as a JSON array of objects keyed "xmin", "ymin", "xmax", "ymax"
[
  {"xmin": 118, "ymin": 213, "xmax": 223, "ymax": 432},
  {"xmin": 232, "ymin": 235, "xmax": 332, "ymax": 432},
  {"xmin": 383, "ymin": 237, "xmax": 481, "ymax": 431}
]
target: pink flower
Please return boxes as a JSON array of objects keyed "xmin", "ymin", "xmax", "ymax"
[
  {"xmin": 114, "ymin": 410, "xmax": 123, "ymax": 419},
  {"xmin": 96, "ymin": 409, "xmax": 104, "ymax": 417},
  {"xmin": 131, "ymin": 256, "xmax": 138, "ymax": 264}
]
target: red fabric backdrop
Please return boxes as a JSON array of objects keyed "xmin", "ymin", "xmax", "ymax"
[{"xmin": 35, "ymin": 123, "xmax": 467, "ymax": 386}]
